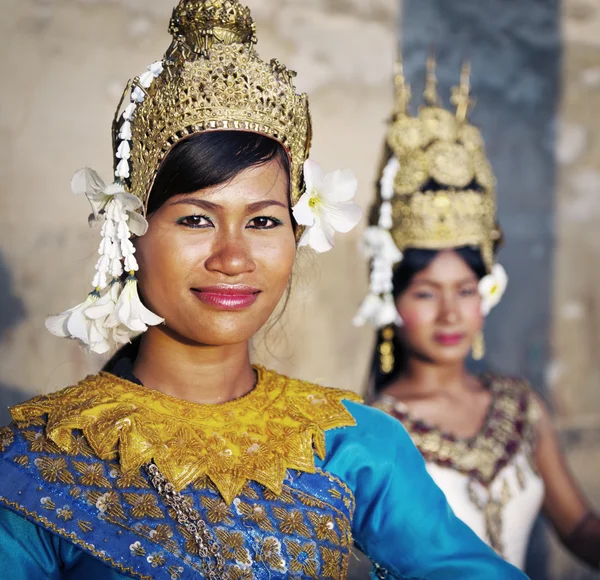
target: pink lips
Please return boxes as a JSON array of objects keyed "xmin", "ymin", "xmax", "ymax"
[
  {"xmin": 191, "ymin": 285, "xmax": 260, "ymax": 311},
  {"xmin": 434, "ymin": 332, "xmax": 465, "ymax": 346}
]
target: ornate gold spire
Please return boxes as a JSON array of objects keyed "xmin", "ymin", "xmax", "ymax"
[
  {"xmin": 113, "ymin": 0, "xmax": 311, "ymax": 209},
  {"xmin": 451, "ymin": 61, "xmax": 474, "ymax": 123},
  {"xmin": 423, "ymin": 54, "xmax": 440, "ymax": 106},
  {"xmin": 166, "ymin": 0, "xmax": 256, "ymax": 59},
  {"xmin": 392, "ymin": 59, "xmax": 411, "ymax": 116}
]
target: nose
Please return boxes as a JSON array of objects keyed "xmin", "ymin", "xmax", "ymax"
[
  {"xmin": 439, "ymin": 293, "xmax": 459, "ymax": 325},
  {"xmin": 205, "ymin": 231, "xmax": 256, "ymax": 277}
]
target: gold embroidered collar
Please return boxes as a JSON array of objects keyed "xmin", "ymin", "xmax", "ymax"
[
  {"xmin": 11, "ymin": 367, "xmax": 361, "ymax": 504},
  {"xmin": 374, "ymin": 375, "xmax": 540, "ymax": 486}
]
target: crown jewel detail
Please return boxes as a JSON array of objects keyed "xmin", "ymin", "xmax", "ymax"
[{"xmin": 113, "ymin": 0, "xmax": 310, "ymax": 208}]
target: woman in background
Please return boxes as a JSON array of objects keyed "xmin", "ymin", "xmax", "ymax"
[{"xmin": 354, "ymin": 58, "xmax": 600, "ymax": 571}]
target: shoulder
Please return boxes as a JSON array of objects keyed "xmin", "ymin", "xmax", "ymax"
[
  {"xmin": 327, "ymin": 399, "xmax": 415, "ymax": 456},
  {"xmin": 259, "ymin": 366, "xmax": 363, "ymax": 430},
  {"xmin": 488, "ymin": 373, "xmax": 544, "ymax": 424}
]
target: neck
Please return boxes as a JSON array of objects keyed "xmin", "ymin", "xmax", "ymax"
[
  {"xmin": 132, "ymin": 328, "xmax": 256, "ymax": 405},
  {"xmin": 394, "ymin": 356, "xmax": 474, "ymax": 397}
]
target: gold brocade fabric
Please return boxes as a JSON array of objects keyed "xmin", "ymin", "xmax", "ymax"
[
  {"xmin": 10, "ymin": 367, "xmax": 361, "ymax": 505},
  {"xmin": 373, "ymin": 376, "xmax": 540, "ymax": 486}
]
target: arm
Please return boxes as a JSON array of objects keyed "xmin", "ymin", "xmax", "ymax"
[
  {"xmin": 533, "ymin": 394, "xmax": 600, "ymax": 569},
  {"xmin": 322, "ymin": 403, "xmax": 527, "ymax": 579},
  {"xmin": 0, "ymin": 507, "xmax": 63, "ymax": 579}
]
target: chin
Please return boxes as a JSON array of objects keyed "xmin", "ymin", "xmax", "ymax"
[
  {"xmin": 430, "ymin": 348, "xmax": 471, "ymax": 365},
  {"xmin": 166, "ymin": 311, "xmax": 269, "ymax": 347}
]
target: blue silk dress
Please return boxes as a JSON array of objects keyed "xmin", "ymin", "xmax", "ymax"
[{"xmin": 0, "ymin": 366, "xmax": 527, "ymax": 579}]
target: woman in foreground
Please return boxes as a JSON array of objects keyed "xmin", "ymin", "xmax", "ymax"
[
  {"xmin": 354, "ymin": 59, "xmax": 600, "ymax": 571},
  {"xmin": 0, "ymin": 2, "xmax": 527, "ymax": 578}
]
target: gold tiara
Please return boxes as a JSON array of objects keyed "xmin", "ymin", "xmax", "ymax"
[
  {"xmin": 382, "ymin": 56, "xmax": 500, "ymax": 269},
  {"xmin": 113, "ymin": 0, "xmax": 311, "ymax": 208}
]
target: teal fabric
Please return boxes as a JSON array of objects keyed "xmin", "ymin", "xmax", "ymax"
[
  {"xmin": 319, "ymin": 402, "xmax": 528, "ymax": 579},
  {"xmin": 0, "ymin": 402, "xmax": 528, "ymax": 579},
  {"xmin": 0, "ymin": 508, "xmax": 121, "ymax": 579}
]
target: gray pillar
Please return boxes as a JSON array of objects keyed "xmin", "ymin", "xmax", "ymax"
[{"xmin": 401, "ymin": 2, "xmax": 560, "ymax": 578}]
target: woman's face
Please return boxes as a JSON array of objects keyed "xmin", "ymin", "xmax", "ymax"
[
  {"xmin": 135, "ymin": 157, "xmax": 296, "ymax": 346},
  {"xmin": 395, "ymin": 250, "xmax": 483, "ymax": 365}
]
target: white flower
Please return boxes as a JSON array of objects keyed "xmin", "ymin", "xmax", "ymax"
[
  {"xmin": 70, "ymin": 168, "xmax": 148, "ymax": 236},
  {"xmin": 45, "ymin": 292, "xmax": 99, "ymax": 343},
  {"xmin": 116, "ymin": 141, "xmax": 131, "ymax": 160},
  {"xmin": 123, "ymin": 102, "xmax": 137, "ymax": 121},
  {"xmin": 116, "ymin": 277, "xmax": 164, "ymax": 333},
  {"xmin": 353, "ymin": 294, "xmax": 383, "ymax": 327},
  {"xmin": 479, "ymin": 263, "xmax": 508, "ymax": 316},
  {"xmin": 380, "ymin": 157, "xmax": 400, "ymax": 201},
  {"xmin": 116, "ymin": 159, "xmax": 130, "ymax": 180},
  {"xmin": 353, "ymin": 293, "xmax": 402, "ymax": 328},
  {"xmin": 360, "ymin": 226, "xmax": 403, "ymax": 263},
  {"xmin": 378, "ymin": 201, "xmax": 393, "ymax": 229},
  {"xmin": 149, "ymin": 61, "xmax": 164, "ymax": 77},
  {"xmin": 139, "ymin": 70, "xmax": 155, "ymax": 88},
  {"xmin": 119, "ymin": 120, "xmax": 133, "ymax": 139},
  {"xmin": 293, "ymin": 159, "xmax": 362, "ymax": 253},
  {"xmin": 131, "ymin": 87, "xmax": 145, "ymax": 103}
]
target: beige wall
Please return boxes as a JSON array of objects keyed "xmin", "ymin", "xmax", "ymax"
[{"xmin": 0, "ymin": 0, "xmax": 396, "ymax": 396}]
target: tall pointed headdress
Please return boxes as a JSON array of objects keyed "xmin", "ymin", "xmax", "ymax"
[
  {"xmin": 47, "ymin": 0, "xmax": 361, "ymax": 354},
  {"xmin": 354, "ymin": 57, "xmax": 507, "ymax": 331}
]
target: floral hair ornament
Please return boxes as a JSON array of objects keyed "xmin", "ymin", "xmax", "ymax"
[
  {"xmin": 292, "ymin": 159, "xmax": 362, "ymax": 253},
  {"xmin": 45, "ymin": 167, "xmax": 164, "ymax": 354},
  {"xmin": 45, "ymin": 58, "xmax": 166, "ymax": 355},
  {"xmin": 352, "ymin": 157, "xmax": 403, "ymax": 328},
  {"xmin": 479, "ymin": 263, "xmax": 508, "ymax": 316}
]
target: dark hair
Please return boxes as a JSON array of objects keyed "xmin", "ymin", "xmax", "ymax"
[
  {"xmin": 147, "ymin": 131, "xmax": 291, "ymax": 214},
  {"xmin": 104, "ymin": 131, "xmax": 292, "ymax": 374},
  {"xmin": 369, "ymin": 246, "xmax": 487, "ymax": 395}
]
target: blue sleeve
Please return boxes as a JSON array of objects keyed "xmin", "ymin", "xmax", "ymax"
[
  {"xmin": 318, "ymin": 402, "xmax": 528, "ymax": 579},
  {"xmin": 0, "ymin": 507, "xmax": 64, "ymax": 579}
]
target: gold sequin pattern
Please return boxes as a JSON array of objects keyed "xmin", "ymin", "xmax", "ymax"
[{"xmin": 10, "ymin": 366, "xmax": 361, "ymax": 505}]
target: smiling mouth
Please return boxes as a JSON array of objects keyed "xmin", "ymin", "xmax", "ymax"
[
  {"xmin": 191, "ymin": 285, "xmax": 260, "ymax": 311},
  {"xmin": 433, "ymin": 333, "xmax": 466, "ymax": 346}
]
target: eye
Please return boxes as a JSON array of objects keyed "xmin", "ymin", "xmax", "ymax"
[
  {"xmin": 413, "ymin": 291, "xmax": 435, "ymax": 300},
  {"xmin": 177, "ymin": 215, "xmax": 213, "ymax": 229},
  {"xmin": 246, "ymin": 216, "xmax": 283, "ymax": 230},
  {"xmin": 459, "ymin": 286, "xmax": 478, "ymax": 297}
]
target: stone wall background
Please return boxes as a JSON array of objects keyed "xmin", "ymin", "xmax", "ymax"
[{"xmin": 1, "ymin": 0, "xmax": 600, "ymax": 578}]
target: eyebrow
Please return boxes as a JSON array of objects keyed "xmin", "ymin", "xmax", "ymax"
[
  {"xmin": 169, "ymin": 198, "xmax": 288, "ymax": 212},
  {"xmin": 412, "ymin": 276, "xmax": 478, "ymax": 287}
]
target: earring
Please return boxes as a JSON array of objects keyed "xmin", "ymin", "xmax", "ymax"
[
  {"xmin": 380, "ymin": 326, "xmax": 395, "ymax": 374},
  {"xmin": 472, "ymin": 331, "xmax": 485, "ymax": 361}
]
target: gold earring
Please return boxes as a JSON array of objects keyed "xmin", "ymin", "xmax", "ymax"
[
  {"xmin": 472, "ymin": 331, "xmax": 485, "ymax": 361},
  {"xmin": 380, "ymin": 326, "xmax": 395, "ymax": 374}
]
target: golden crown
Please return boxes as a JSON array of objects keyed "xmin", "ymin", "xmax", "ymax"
[
  {"xmin": 381, "ymin": 57, "xmax": 500, "ymax": 269},
  {"xmin": 112, "ymin": 0, "xmax": 311, "ymax": 208}
]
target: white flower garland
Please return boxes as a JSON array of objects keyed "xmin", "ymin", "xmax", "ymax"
[
  {"xmin": 353, "ymin": 157, "xmax": 403, "ymax": 328},
  {"xmin": 46, "ymin": 61, "xmax": 165, "ymax": 354}
]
